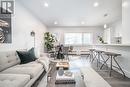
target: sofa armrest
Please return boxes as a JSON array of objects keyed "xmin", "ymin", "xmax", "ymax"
[{"xmin": 40, "ymin": 53, "xmax": 49, "ymax": 57}]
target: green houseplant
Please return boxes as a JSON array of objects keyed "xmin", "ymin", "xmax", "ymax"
[{"xmin": 44, "ymin": 32, "xmax": 56, "ymax": 52}]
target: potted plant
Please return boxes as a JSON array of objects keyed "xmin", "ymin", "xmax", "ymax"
[
  {"xmin": 44, "ymin": 32, "xmax": 56, "ymax": 52},
  {"xmin": 98, "ymin": 36, "xmax": 104, "ymax": 44}
]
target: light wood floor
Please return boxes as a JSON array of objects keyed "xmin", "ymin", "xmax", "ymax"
[{"xmin": 33, "ymin": 56, "xmax": 130, "ymax": 87}]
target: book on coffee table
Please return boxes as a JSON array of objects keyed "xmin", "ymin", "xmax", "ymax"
[
  {"xmin": 56, "ymin": 62, "xmax": 69, "ymax": 70},
  {"xmin": 55, "ymin": 80, "xmax": 76, "ymax": 84},
  {"xmin": 55, "ymin": 71, "xmax": 76, "ymax": 84}
]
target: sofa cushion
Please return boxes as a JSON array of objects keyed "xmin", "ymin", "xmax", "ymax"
[
  {"xmin": 37, "ymin": 57, "xmax": 49, "ymax": 72},
  {"xmin": 1, "ymin": 61, "xmax": 43, "ymax": 78},
  {"xmin": 16, "ymin": 48, "xmax": 37, "ymax": 64},
  {"xmin": 0, "ymin": 74, "xmax": 30, "ymax": 87},
  {"xmin": 0, "ymin": 51, "xmax": 20, "ymax": 72}
]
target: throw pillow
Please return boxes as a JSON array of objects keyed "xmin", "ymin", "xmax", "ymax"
[
  {"xmin": 16, "ymin": 51, "xmax": 34, "ymax": 64},
  {"xmin": 28, "ymin": 48, "xmax": 37, "ymax": 60},
  {"xmin": 16, "ymin": 48, "xmax": 37, "ymax": 64}
]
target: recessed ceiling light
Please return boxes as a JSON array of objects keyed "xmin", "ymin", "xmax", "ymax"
[
  {"xmin": 93, "ymin": 2, "xmax": 99, "ymax": 7},
  {"xmin": 54, "ymin": 21, "xmax": 58, "ymax": 25},
  {"xmin": 44, "ymin": 2, "xmax": 49, "ymax": 7},
  {"xmin": 122, "ymin": 1, "xmax": 128, "ymax": 7},
  {"xmin": 81, "ymin": 21, "xmax": 85, "ymax": 25},
  {"xmin": 104, "ymin": 24, "xmax": 107, "ymax": 29}
]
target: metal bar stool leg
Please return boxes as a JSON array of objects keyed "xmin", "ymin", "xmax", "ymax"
[
  {"xmin": 91, "ymin": 51, "xmax": 94, "ymax": 62},
  {"xmin": 86, "ymin": 54, "xmax": 90, "ymax": 59},
  {"xmin": 91, "ymin": 53, "xmax": 97, "ymax": 63},
  {"xmin": 101, "ymin": 54, "xmax": 108, "ymax": 66},
  {"xmin": 99, "ymin": 53, "xmax": 103, "ymax": 68},
  {"xmin": 89, "ymin": 52, "xmax": 92, "ymax": 62},
  {"xmin": 90, "ymin": 54, "xmax": 92, "ymax": 62},
  {"xmin": 110, "ymin": 55, "xmax": 113, "ymax": 77},
  {"xmin": 97, "ymin": 53, "xmax": 100, "ymax": 68},
  {"xmin": 100, "ymin": 56, "xmax": 110, "ymax": 69},
  {"xmin": 113, "ymin": 57, "xmax": 126, "ymax": 77}
]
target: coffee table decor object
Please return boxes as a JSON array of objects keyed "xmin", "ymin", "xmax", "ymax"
[
  {"xmin": 58, "ymin": 68, "xmax": 64, "ymax": 76},
  {"xmin": 56, "ymin": 61, "xmax": 69, "ymax": 70},
  {"xmin": 55, "ymin": 71, "xmax": 76, "ymax": 84}
]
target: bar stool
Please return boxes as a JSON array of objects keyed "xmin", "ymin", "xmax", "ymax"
[
  {"xmin": 91, "ymin": 50, "xmax": 106, "ymax": 68},
  {"xmin": 100, "ymin": 52, "xmax": 125, "ymax": 77},
  {"xmin": 89, "ymin": 49, "xmax": 95, "ymax": 62}
]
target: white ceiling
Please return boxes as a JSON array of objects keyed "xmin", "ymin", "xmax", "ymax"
[{"xmin": 18, "ymin": 0, "xmax": 122, "ymax": 27}]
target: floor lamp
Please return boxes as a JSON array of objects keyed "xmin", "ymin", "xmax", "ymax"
[{"xmin": 30, "ymin": 31, "xmax": 35, "ymax": 48}]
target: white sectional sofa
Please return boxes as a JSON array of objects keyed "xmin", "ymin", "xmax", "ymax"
[{"xmin": 0, "ymin": 51, "xmax": 48, "ymax": 87}]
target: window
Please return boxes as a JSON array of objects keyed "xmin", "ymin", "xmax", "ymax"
[
  {"xmin": 52, "ymin": 33, "xmax": 60, "ymax": 41},
  {"xmin": 83, "ymin": 33, "xmax": 92, "ymax": 44},
  {"xmin": 64, "ymin": 33, "xmax": 92, "ymax": 45},
  {"xmin": 64, "ymin": 33, "xmax": 82, "ymax": 45}
]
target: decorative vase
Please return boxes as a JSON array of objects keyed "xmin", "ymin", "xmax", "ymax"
[{"xmin": 58, "ymin": 68, "xmax": 64, "ymax": 76}]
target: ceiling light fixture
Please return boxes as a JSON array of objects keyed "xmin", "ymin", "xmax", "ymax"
[
  {"xmin": 122, "ymin": 1, "xmax": 128, "ymax": 7},
  {"xmin": 44, "ymin": 2, "xmax": 49, "ymax": 7},
  {"xmin": 54, "ymin": 21, "xmax": 58, "ymax": 25},
  {"xmin": 94, "ymin": 2, "xmax": 99, "ymax": 7},
  {"xmin": 104, "ymin": 24, "xmax": 107, "ymax": 29},
  {"xmin": 81, "ymin": 21, "xmax": 85, "ymax": 25}
]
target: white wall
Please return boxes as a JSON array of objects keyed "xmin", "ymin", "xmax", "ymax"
[
  {"xmin": 107, "ymin": 20, "xmax": 122, "ymax": 44},
  {"xmin": 107, "ymin": 0, "xmax": 130, "ymax": 44},
  {"xmin": 112, "ymin": 20, "xmax": 122, "ymax": 37},
  {"xmin": 122, "ymin": 0, "xmax": 130, "ymax": 44},
  {"xmin": 104, "ymin": 28, "xmax": 111, "ymax": 44},
  {"xmin": 0, "ymin": 1, "xmax": 47, "ymax": 53},
  {"xmin": 109, "ymin": 20, "xmax": 122, "ymax": 38},
  {"xmin": 108, "ymin": 0, "xmax": 130, "ymax": 44},
  {"xmin": 48, "ymin": 27, "xmax": 104, "ymax": 45}
]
